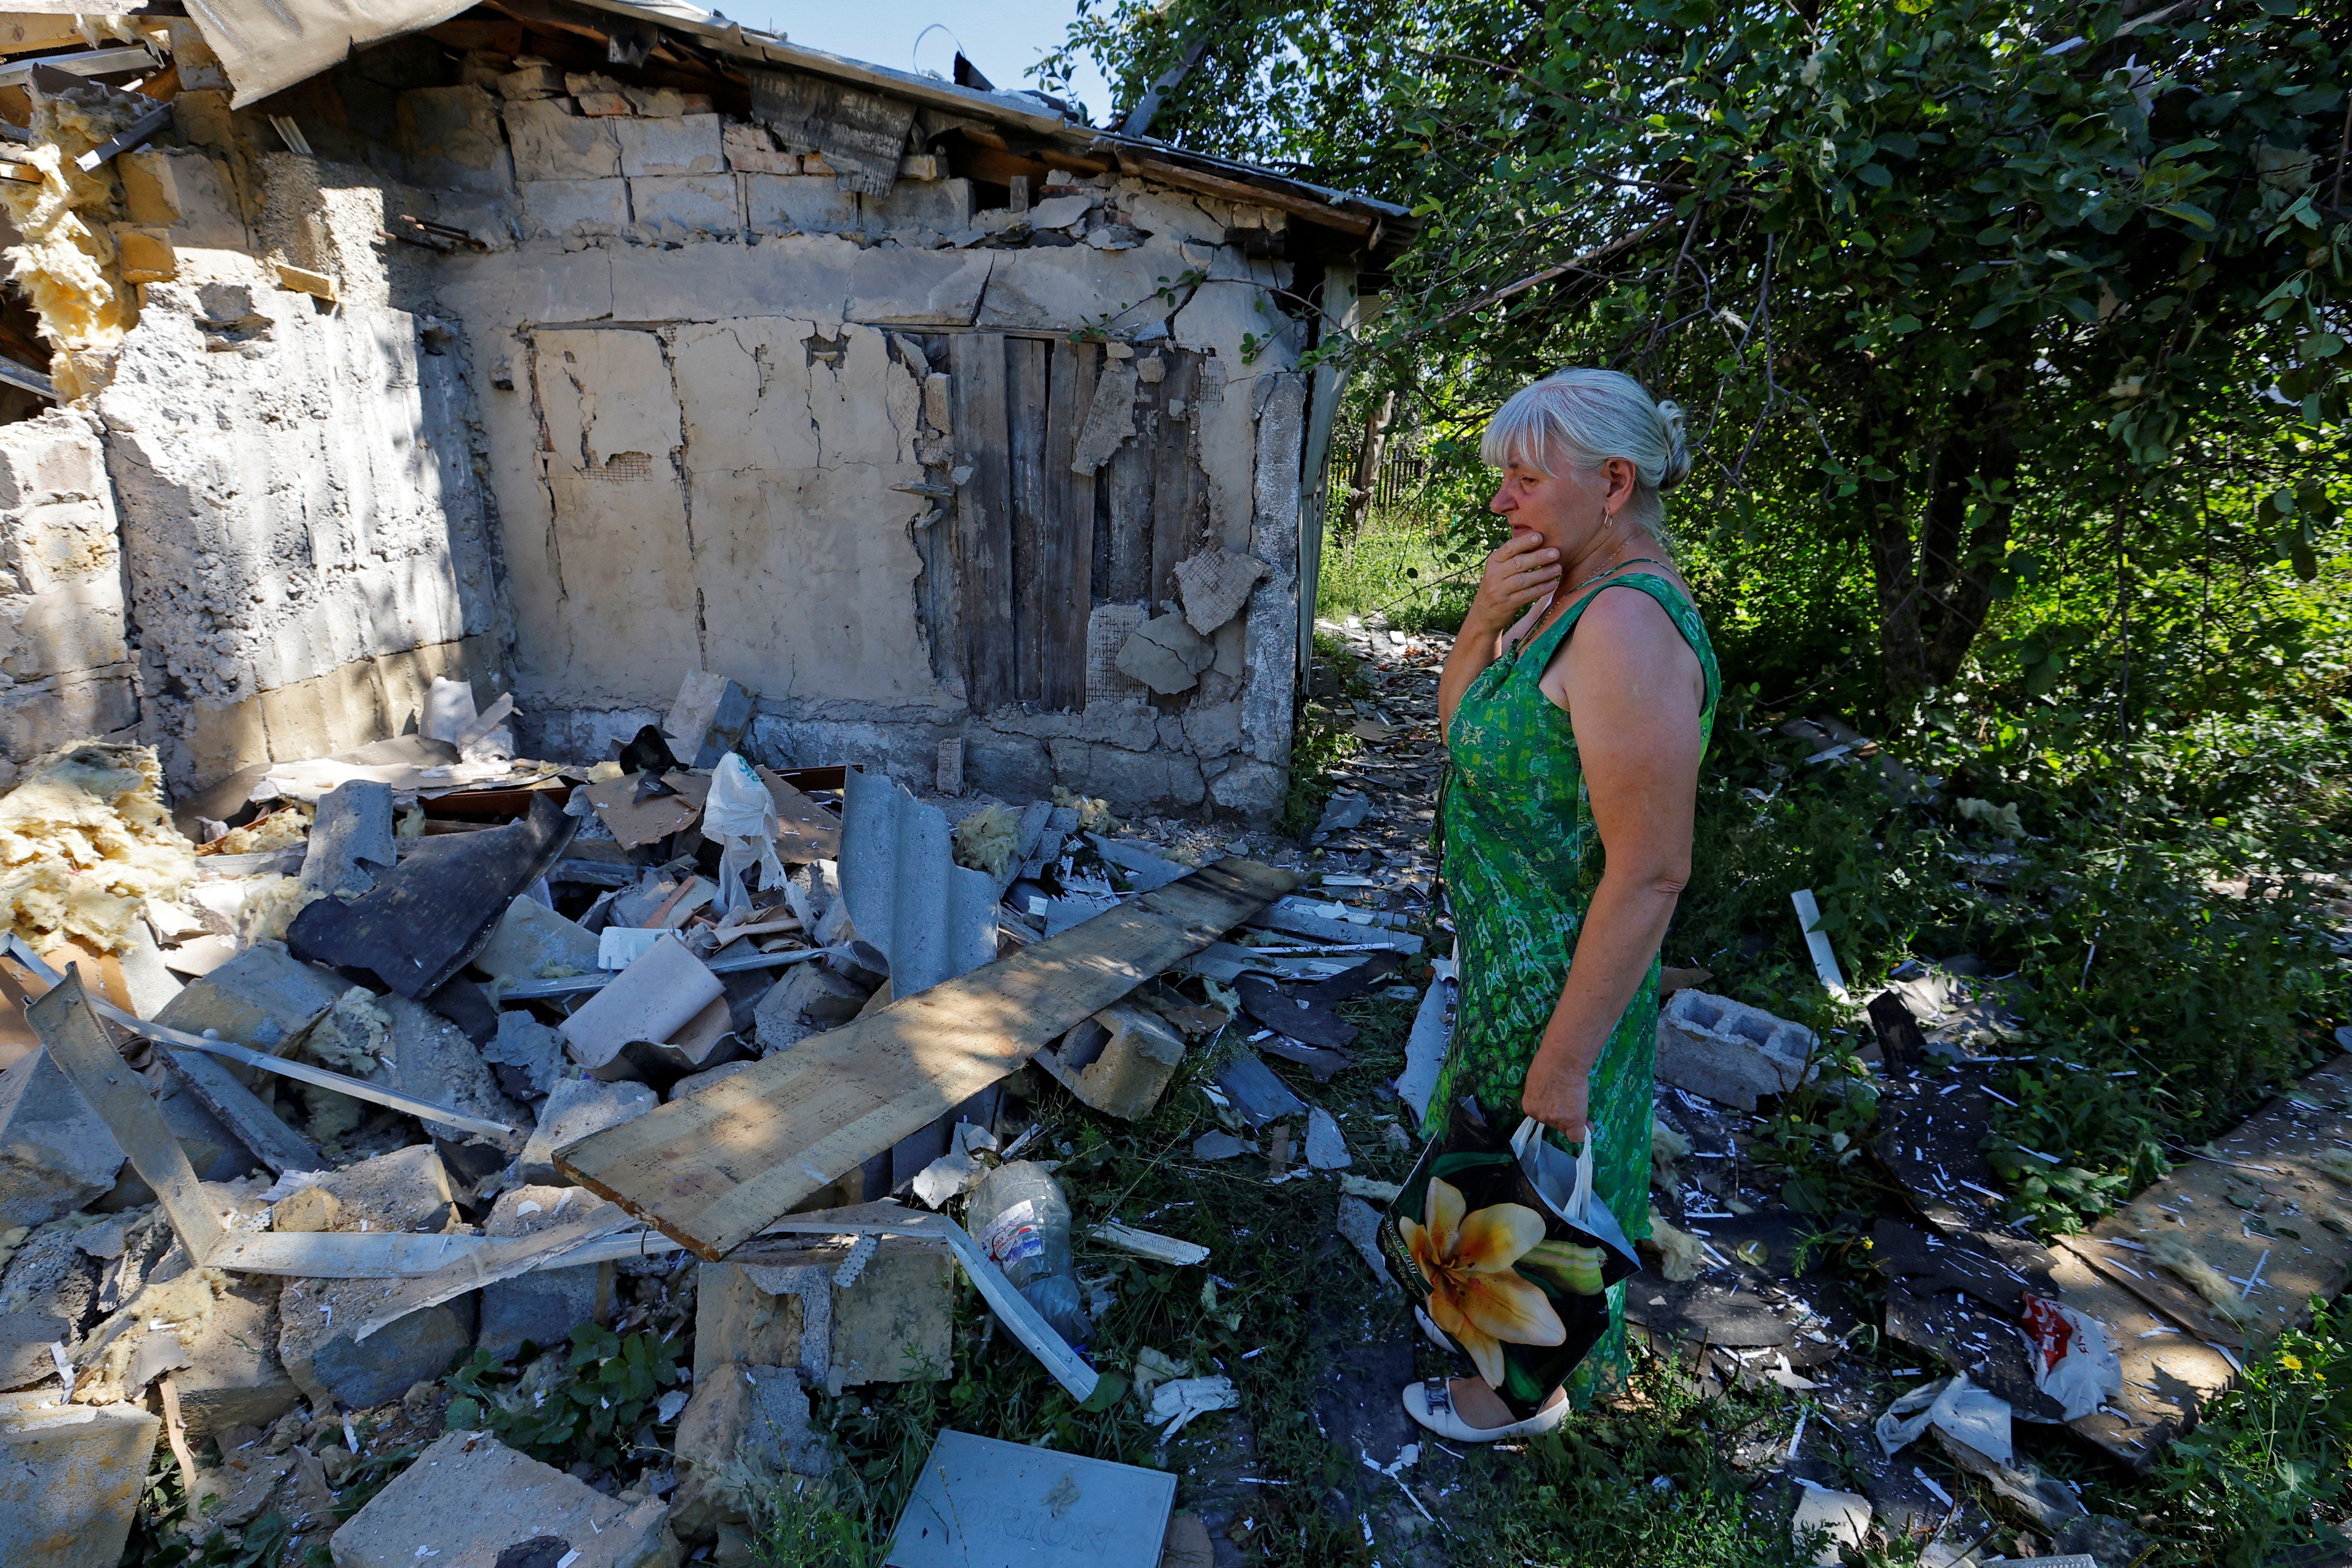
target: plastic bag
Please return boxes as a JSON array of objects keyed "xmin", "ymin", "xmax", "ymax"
[
  {"xmin": 1875, "ymin": 1372, "xmax": 2013, "ymax": 1466},
  {"xmin": 2021, "ymin": 1292, "xmax": 2122, "ymax": 1421},
  {"xmin": 702, "ymin": 752, "xmax": 785, "ymax": 915},
  {"xmin": 1377, "ymin": 1101, "xmax": 1641, "ymax": 1419}
]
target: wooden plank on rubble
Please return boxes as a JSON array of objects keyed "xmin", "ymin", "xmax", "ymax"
[
  {"xmin": 556, "ymin": 857, "xmax": 1300, "ymax": 1257},
  {"xmin": 2050, "ymin": 1051, "xmax": 2352, "ymax": 1468}
]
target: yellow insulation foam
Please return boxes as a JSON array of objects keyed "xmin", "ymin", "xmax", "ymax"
[{"xmin": 0, "ymin": 741, "xmax": 195, "ymax": 951}]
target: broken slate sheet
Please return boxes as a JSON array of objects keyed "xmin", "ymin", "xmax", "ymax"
[
  {"xmin": 558, "ymin": 858, "xmax": 1297, "ymax": 1256},
  {"xmin": 287, "ymin": 792, "xmax": 576, "ymax": 998},
  {"xmin": 885, "ymin": 1428, "xmax": 1175, "ymax": 1568}
]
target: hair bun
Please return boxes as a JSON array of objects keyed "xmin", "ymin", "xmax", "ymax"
[{"xmin": 1655, "ymin": 399, "xmax": 1693, "ymax": 492}]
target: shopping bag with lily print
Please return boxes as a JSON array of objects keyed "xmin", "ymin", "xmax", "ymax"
[{"xmin": 1376, "ymin": 1098, "xmax": 1641, "ymax": 1419}]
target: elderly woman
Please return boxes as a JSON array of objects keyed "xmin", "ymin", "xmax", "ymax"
[{"xmin": 1404, "ymin": 369, "xmax": 1719, "ymax": 1441}]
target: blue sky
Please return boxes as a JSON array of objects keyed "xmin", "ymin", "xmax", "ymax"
[{"xmin": 724, "ymin": 1, "xmax": 1117, "ymax": 127}]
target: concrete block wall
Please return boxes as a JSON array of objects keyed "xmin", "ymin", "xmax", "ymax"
[
  {"xmin": 0, "ymin": 40, "xmax": 1318, "ymax": 818},
  {"xmin": 420, "ymin": 76, "xmax": 1308, "ymax": 815},
  {"xmin": 0, "ymin": 411, "xmax": 139, "ymax": 788}
]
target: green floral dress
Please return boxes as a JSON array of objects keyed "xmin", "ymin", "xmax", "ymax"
[{"xmin": 1425, "ymin": 568, "xmax": 1719, "ymax": 1408}]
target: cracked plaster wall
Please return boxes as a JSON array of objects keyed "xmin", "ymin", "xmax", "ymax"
[
  {"xmin": 0, "ymin": 64, "xmax": 513, "ymax": 795},
  {"xmin": 442, "ymin": 165, "xmax": 1312, "ymax": 816}
]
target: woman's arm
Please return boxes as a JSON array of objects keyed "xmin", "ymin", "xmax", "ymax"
[
  {"xmin": 1437, "ymin": 531, "xmax": 1561, "ymax": 737},
  {"xmin": 1519, "ymin": 586, "xmax": 1705, "ymax": 1142}
]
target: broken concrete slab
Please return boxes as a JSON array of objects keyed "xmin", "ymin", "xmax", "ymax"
[
  {"xmin": 0, "ymin": 1048, "xmax": 126, "ymax": 1226},
  {"xmin": 483, "ymin": 1010, "xmax": 566, "ymax": 1101},
  {"xmin": 1033, "ymin": 999, "xmax": 1185, "ymax": 1121},
  {"xmin": 0, "ymin": 1392, "xmax": 160, "ymax": 1566},
  {"xmin": 885, "ymin": 1428, "xmax": 1176, "ymax": 1567},
  {"xmin": 279, "ymin": 1275, "xmax": 475, "ymax": 1413},
  {"xmin": 330, "ymin": 1428, "xmax": 679, "ymax": 1568},
  {"xmin": 1655, "ymin": 989, "xmax": 1817, "ymax": 1111},
  {"xmin": 1115, "ymin": 613, "xmax": 1216, "ymax": 695},
  {"xmin": 299, "ymin": 780, "xmax": 395, "ymax": 900},
  {"xmin": 521, "ymin": 1076, "xmax": 656, "ymax": 1186},
  {"xmin": 474, "ymin": 895, "xmax": 600, "ymax": 989},
  {"xmin": 151, "ymin": 944, "xmax": 343, "ymax": 1058},
  {"xmin": 557, "ymin": 935, "xmax": 724, "ymax": 1079},
  {"xmin": 1173, "ymin": 548, "xmax": 1270, "ymax": 636},
  {"xmin": 376, "ymin": 995, "xmax": 526, "ymax": 1149},
  {"xmin": 665, "ymin": 670, "xmax": 754, "ymax": 769},
  {"xmin": 477, "ymin": 1185, "xmax": 616, "ymax": 1359},
  {"xmin": 670, "ymin": 1363, "xmax": 831, "ymax": 1539},
  {"xmin": 1071, "ymin": 360, "xmax": 1140, "ymax": 473}
]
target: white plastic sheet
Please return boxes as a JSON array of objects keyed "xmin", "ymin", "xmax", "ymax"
[
  {"xmin": 1874, "ymin": 1372, "xmax": 2013, "ymax": 1466},
  {"xmin": 704, "ymin": 752, "xmax": 786, "ymax": 915}
]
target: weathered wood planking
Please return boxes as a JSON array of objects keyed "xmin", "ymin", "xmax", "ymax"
[
  {"xmin": 1150, "ymin": 352, "xmax": 1204, "ymax": 609},
  {"xmin": 1040, "ymin": 341, "xmax": 1097, "ymax": 709},
  {"xmin": 1006, "ymin": 336, "xmax": 1053, "ymax": 707},
  {"xmin": 1098, "ymin": 370, "xmax": 1156, "ymax": 603},
  {"xmin": 2051, "ymin": 1052, "xmax": 2352, "ymax": 1467},
  {"xmin": 557, "ymin": 857, "xmax": 1299, "ymax": 1258},
  {"xmin": 951, "ymin": 333, "xmax": 1016, "ymax": 711}
]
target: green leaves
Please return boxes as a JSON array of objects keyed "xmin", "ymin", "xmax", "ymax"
[{"xmin": 441, "ymin": 1325, "xmax": 688, "ymax": 1472}]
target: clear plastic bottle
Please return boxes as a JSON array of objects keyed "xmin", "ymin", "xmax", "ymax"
[{"xmin": 964, "ymin": 1161, "xmax": 1090, "ymax": 1345}]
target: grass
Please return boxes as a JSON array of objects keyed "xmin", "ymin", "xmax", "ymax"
[{"xmin": 1317, "ymin": 503, "xmax": 1484, "ymax": 635}]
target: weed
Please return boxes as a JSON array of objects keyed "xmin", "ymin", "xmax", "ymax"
[
  {"xmin": 443, "ymin": 1323, "xmax": 687, "ymax": 1470},
  {"xmin": 2146, "ymin": 1301, "xmax": 2352, "ymax": 1566}
]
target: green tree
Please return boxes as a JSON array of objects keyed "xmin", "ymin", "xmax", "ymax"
[{"xmin": 1047, "ymin": 0, "xmax": 2350, "ymax": 717}]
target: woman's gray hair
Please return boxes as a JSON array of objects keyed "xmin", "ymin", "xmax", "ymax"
[{"xmin": 1480, "ymin": 368, "xmax": 1692, "ymax": 530}]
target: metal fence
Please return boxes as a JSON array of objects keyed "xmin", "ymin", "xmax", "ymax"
[{"xmin": 1325, "ymin": 446, "xmax": 1431, "ymax": 521}]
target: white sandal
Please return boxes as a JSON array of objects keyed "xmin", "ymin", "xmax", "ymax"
[
  {"xmin": 1414, "ymin": 1305, "xmax": 1457, "ymax": 1356},
  {"xmin": 1400, "ymin": 1377, "xmax": 1570, "ymax": 1442}
]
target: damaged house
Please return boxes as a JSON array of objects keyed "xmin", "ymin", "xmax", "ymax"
[{"xmin": 0, "ymin": 0, "xmax": 1409, "ymax": 814}]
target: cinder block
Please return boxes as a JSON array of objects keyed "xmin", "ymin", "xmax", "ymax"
[
  {"xmin": 328, "ymin": 1430, "xmax": 679, "ymax": 1568},
  {"xmin": 0, "ymin": 1049, "xmax": 125, "ymax": 1228},
  {"xmin": 615, "ymin": 114, "xmax": 722, "ymax": 176},
  {"xmin": 309, "ymin": 1143, "xmax": 457, "ymax": 1234},
  {"xmin": 693, "ymin": 1236, "xmax": 952, "ymax": 1395},
  {"xmin": 864, "ymin": 177, "xmax": 972, "ymax": 233},
  {"xmin": 395, "ymin": 85, "xmax": 515, "ymax": 195},
  {"xmin": 722, "ymin": 121, "xmax": 796, "ymax": 174},
  {"xmin": 504, "ymin": 98, "xmax": 621, "ymax": 180},
  {"xmin": 477, "ymin": 1185, "xmax": 615, "ymax": 1358},
  {"xmin": 171, "ymin": 1277, "xmax": 299, "ymax": 1442},
  {"xmin": 279, "ymin": 1276, "xmax": 475, "ymax": 1412},
  {"xmin": 744, "ymin": 172, "xmax": 858, "ymax": 233},
  {"xmin": 669, "ymin": 1364, "xmax": 829, "ymax": 1540},
  {"xmin": 1033, "ymin": 999, "xmax": 1186, "ymax": 1121},
  {"xmin": 517, "ymin": 1076, "xmax": 655, "ymax": 1185},
  {"xmin": 519, "ymin": 176, "xmax": 630, "ymax": 235},
  {"xmin": 0, "ymin": 1393, "xmax": 159, "ymax": 1568},
  {"xmin": 496, "ymin": 63, "xmax": 564, "ymax": 100},
  {"xmin": 0, "ymin": 414, "xmax": 105, "ymax": 510},
  {"xmin": 377, "ymin": 996, "xmax": 525, "ymax": 1150},
  {"xmin": 630, "ymin": 175, "xmax": 740, "ymax": 232},
  {"xmin": 1654, "ymin": 988, "xmax": 1817, "ymax": 1111}
]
